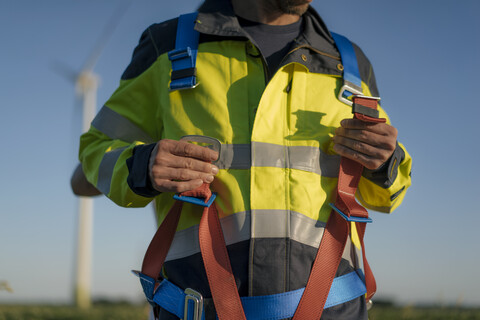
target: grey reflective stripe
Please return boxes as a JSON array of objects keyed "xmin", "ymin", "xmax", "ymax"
[
  {"xmin": 216, "ymin": 144, "xmax": 250, "ymax": 170},
  {"xmin": 252, "ymin": 142, "xmax": 340, "ymax": 177},
  {"xmin": 96, "ymin": 147, "xmax": 127, "ymax": 195},
  {"xmin": 216, "ymin": 142, "xmax": 340, "ymax": 177},
  {"xmin": 165, "ymin": 210, "xmax": 326, "ymax": 261},
  {"xmin": 92, "ymin": 106, "xmax": 155, "ymax": 143},
  {"xmin": 251, "ymin": 210, "xmax": 325, "ymax": 246},
  {"xmin": 166, "ymin": 211, "xmax": 250, "ymax": 261}
]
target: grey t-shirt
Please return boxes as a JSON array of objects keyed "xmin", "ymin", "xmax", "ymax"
[{"xmin": 238, "ymin": 16, "xmax": 303, "ymax": 77}]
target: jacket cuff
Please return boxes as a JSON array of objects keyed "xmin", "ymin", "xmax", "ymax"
[
  {"xmin": 362, "ymin": 142, "xmax": 405, "ymax": 188},
  {"xmin": 126, "ymin": 143, "xmax": 161, "ymax": 198}
]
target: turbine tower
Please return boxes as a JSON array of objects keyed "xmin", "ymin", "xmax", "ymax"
[
  {"xmin": 53, "ymin": 2, "xmax": 131, "ymax": 309},
  {"xmin": 73, "ymin": 69, "xmax": 98, "ymax": 309}
]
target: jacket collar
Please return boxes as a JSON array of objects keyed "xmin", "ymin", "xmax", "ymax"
[{"xmin": 196, "ymin": 0, "xmax": 339, "ymax": 58}]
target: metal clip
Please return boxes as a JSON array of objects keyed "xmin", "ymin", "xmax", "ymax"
[
  {"xmin": 338, "ymin": 80, "xmax": 363, "ymax": 106},
  {"xmin": 184, "ymin": 288, "xmax": 203, "ymax": 320},
  {"xmin": 366, "ymin": 299, "xmax": 373, "ymax": 310},
  {"xmin": 180, "ymin": 135, "xmax": 221, "ymax": 165},
  {"xmin": 173, "ymin": 135, "xmax": 221, "ymax": 207}
]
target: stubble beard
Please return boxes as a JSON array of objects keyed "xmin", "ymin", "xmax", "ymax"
[{"xmin": 275, "ymin": 0, "xmax": 310, "ymax": 16}]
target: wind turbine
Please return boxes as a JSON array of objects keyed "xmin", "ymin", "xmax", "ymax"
[{"xmin": 54, "ymin": 2, "xmax": 131, "ymax": 309}]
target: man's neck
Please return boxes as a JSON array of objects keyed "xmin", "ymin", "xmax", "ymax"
[{"xmin": 231, "ymin": 0, "xmax": 302, "ymax": 25}]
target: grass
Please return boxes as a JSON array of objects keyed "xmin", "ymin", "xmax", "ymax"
[
  {"xmin": 369, "ymin": 305, "xmax": 480, "ymax": 320},
  {"xmin": 0, "ymin": 303, "xmax": 150, "ymax": 320},
  {"xmin": 1, "ymin": 304, "xmax": 480, "ymax": 320}
]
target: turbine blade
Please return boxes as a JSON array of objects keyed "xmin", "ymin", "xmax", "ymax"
[
  {"xmin": 50, "ymin": 60, "xmax": 79, "ymax": 83},
  {"xmin": 82, "ymin": 0, "xmax": 132, "ymax": 72}
]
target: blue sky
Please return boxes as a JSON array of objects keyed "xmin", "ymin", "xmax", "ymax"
[{"xmin": 1, "ymin": 0, "xmax": 479, "ymax": 307}]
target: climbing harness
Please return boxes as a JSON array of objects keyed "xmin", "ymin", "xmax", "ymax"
[{"xmin": 134, "ymin": 12, "xmax": 382, "ymax": 320}]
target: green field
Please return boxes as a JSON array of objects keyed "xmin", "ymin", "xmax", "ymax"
[
  {"xmin": 0, "ymin": 304, "xmax": 150, "ymax": 320},
  {"xmin": 368, "ymin": 305, "xmax": 480, "ymax": 320},
  {"xmin": 1, "ymin": 304, "xmax": 480, "ymax": 320}
]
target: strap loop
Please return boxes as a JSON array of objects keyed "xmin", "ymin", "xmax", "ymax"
[
  {"xmin": 331, "ymin": 32, "xmax": 363, "ymax": 106},
  {"xmin": 169, "ymin": 13, "xmax": 200, "ymax": 91},
  {"xmin": 352, "ymin": 102, "xmax": 380, "ymax": 119}
]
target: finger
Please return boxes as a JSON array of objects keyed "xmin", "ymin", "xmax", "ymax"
[
  {"xmin": 333, "ymin": 135, "xmax": 392, "ymax": 163},
  {"xmin": 152, "ymin": 140, "xmax": 219, "ymax": 174},
  {"xmin": 333, "ymin": 144, "xmax": 386, "ymax": 170},
  {"xmin": 162, "ymin": 139, "xmax": 219, "ymax": 162},
  {"xmin": 151, "ymin": 166, "xmax": 215, "ymax": 184},
  {"xmin": 167, "ymin": 153, "xmax": 219, "ymax": 174},
  {"xmin": 153, "ymin": 178, "xmax": 204, "ymax": 194},
  {"xmin": 340, "ymin": 119, "xmax": 397, "ymax": 137},
  {"xmin": 334, "ymin": 128, "xmax": 396, "ymax": 151}
]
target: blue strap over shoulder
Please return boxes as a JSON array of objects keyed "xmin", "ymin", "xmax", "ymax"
[
  {"xmin": 331, "ymin": 32, "xmax": 364, "ymax": 106},
  {"xmin": 168, "ymin": 14, "xmax": 367, "ymax": 106},
  {"xmin": 168, "ymin": 12, "xmax": 200, "ymax": 91}
]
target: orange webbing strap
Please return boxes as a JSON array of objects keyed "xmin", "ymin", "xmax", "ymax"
[
  {"xmin": 198, "ymin": 193, "xmax": 247, "ymax": 320},
  {"xmin": 293, "ymin": 96, "xmax": 382, "ymax": 319},
  {"xmin": 141, "ymin": 199, "xmax": 183, "ymax": 283},
  {"xmin": 141, "ymin": 183, "xmax": 246, "ymax": 320},
  {"xmin": 141, "ymin": 184, "xmax": 214, "ymax": 280}
]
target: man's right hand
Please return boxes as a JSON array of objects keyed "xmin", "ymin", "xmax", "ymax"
[{"xmin": 148, "ymin": 139, "xmax": 219, "ymax": 193}]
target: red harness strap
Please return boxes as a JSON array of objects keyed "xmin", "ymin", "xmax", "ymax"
[
  {"xmin": 198, "ymin": 188, "xmax": 247, "ymax": 320},
  {"xmin": 293, "ymin": 95, "xmax": 384, "ymax": 319},
  {"xmin": 143, "ymin": 96, "xmax": 383, "ymax": 319},
  {"xmin": 141, "ymin": 183, "xmax": 246, "ymax": 320}
]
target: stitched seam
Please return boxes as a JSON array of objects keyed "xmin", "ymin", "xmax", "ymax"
[{"xmin": 148, "ymin": 27, "xmax": 160, "ymax": 57}]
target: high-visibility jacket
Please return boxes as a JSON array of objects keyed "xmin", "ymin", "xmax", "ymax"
[{"xmin": 79, "ymin": 2, "xmax": 412, "ymax": 319}]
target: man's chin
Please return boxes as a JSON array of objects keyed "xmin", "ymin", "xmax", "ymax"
[
  {"xmin": 279, "ymin": 0, "xmax": 311, "ymax": 16},
  {"xmin": 284, "ymin": 4, "xmax": 309, "ymax": 16}
]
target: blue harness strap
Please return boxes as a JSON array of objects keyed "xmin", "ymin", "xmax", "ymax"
[
  {"xmin": 145, "ymin": 270, "xmax": 366, "ymax": 320},
  {"xmin": 331, "ymin": 32, "xmax": 364, "ymax": 106},
  {"xmin": 168, "ymin": 12, "xmax": 200, "ymax": 91},
  {"xmin": 168, "ymin": 15, "xmax": 365, "ymax": 103}
]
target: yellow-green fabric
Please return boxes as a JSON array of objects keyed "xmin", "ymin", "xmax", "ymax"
[
  {"xmin": 80, "ymin": 42, "xmax": 411, "ymax": 229},
  {"xmin": 78, "ymin": 6, "xmax": 412, "ymax": 315}
]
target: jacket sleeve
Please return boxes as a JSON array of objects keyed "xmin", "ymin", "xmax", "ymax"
[
  {"xmin": 357, "ymin": 139, "xmax": 412, "ymax": 213},
  {"xmin": 78, "ymin": 26, "xmax": 163, "ymax": 208},
  {"xmin": 352, "ymin": 45, "xmax": 413, "ymax": 213},
  {"xmin": 356, "ymin": 91, "xmax": 412, "ymax": 213}
]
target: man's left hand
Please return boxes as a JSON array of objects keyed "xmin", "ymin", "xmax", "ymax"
[{"xmin": 333, "ymin": 119, "xmax": 397, "ymax": 170}]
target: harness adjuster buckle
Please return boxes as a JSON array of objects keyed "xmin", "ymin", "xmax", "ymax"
[
  {"xmin": 173, "ymin": 135, "xmax": 221, "ymax": 207},
  {"xmin": 179, "ymin": 135, "xmax": 221, "ymax": 163},
  {"xmin": 351, "ymin": 95, "xmax": 381, "ymax": 119},
  {"xmin": 338, "ymin": 80, "xmax": 363, "ymax": 106},
  {"xmin": 168, "ymin": 47, "xmax": 193, "ymax": 61},
  {"xmin": 184, "ymin": 288, "xmax": 203, "ymax": 320},
  {"xmin": 173, "ymin": 192, "xmax": 217, "ymax": 207},
  {"xmin": 329, "ymin": 203, "xmax": 372, "ymax": 223},
  {"xmin": 168, "ymin": 47, "xmax": 199, "ymax": 91}
]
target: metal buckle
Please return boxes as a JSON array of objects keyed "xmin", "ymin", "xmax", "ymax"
[
  {"xmin": 169, "ymin": 80, "xmax": 200, "ymax": 92},
  {"xmin": 180, "ymin": 135, "xmax": 221, "ymax": 165},
  {"xmin": 168, "ymin": 47, "xmax": 200, "ymax": 91},
  {"xmin": 366, "ymin": 299, "xmax": 373, "ymax": 310},
  {"xmin": 173, "ymin": 135, "xmax": 221, "ymax": 207},
  {"xmin": 338, "ymin": 80, "xmax": 363, "ymax": 106},
  {"xmin": 184, "ymin": 288, "xmax": 203, "ymax": 320},
  {"xmin": 353, "ymin": 95, "xmax": 381, "ymax": 101},
  {"xmin": 168, "ymin": 47, "xmax": 193, "ymax": 61}
]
